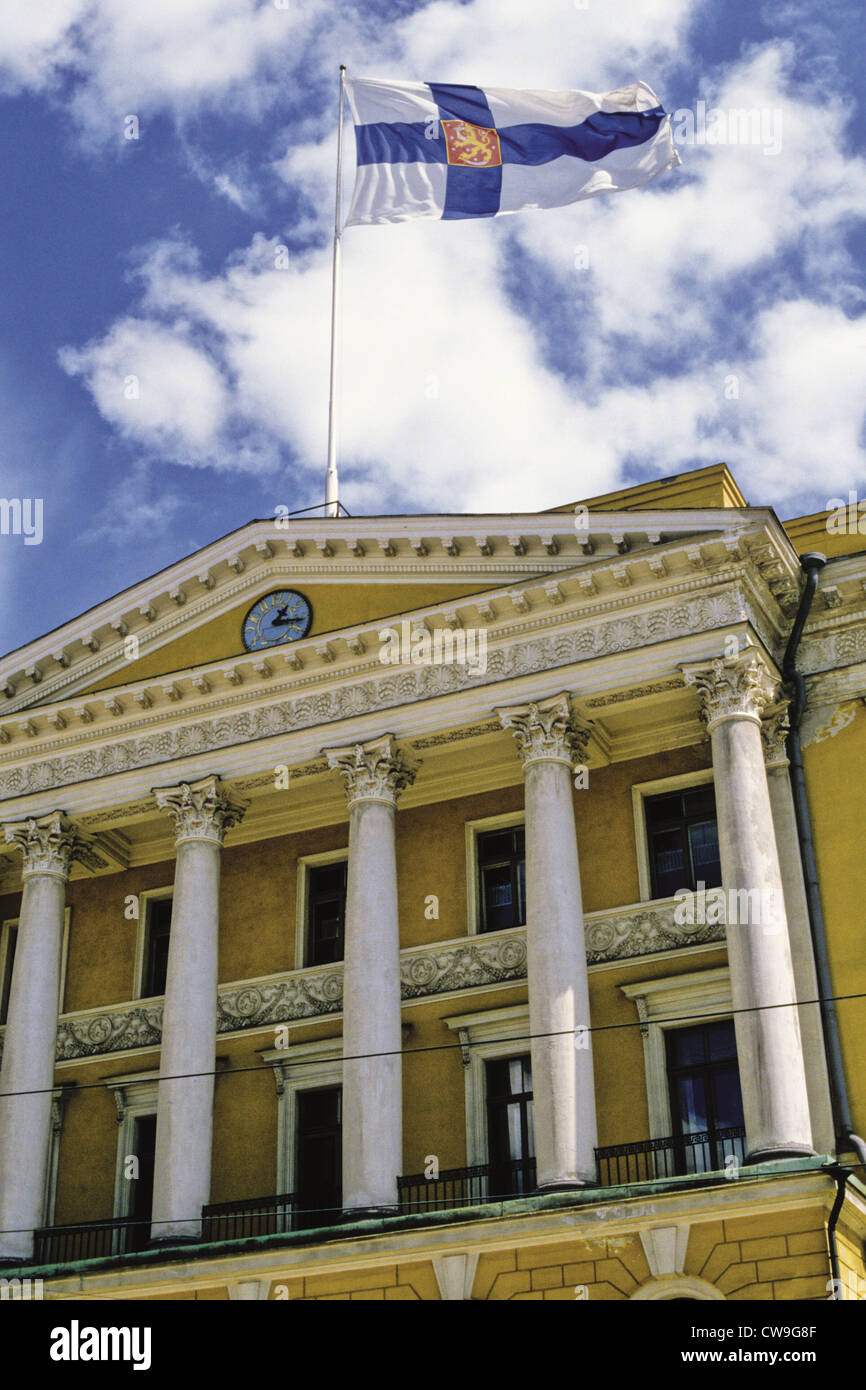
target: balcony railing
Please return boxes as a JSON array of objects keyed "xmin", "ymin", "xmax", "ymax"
[
  {"xmin": 201, "ymin": 1192, "xmax": 297, "ymax": 1242},
  {"xmin": 33, "ymin": 1216, "xmax": 148, "ymax": 1264},
  {"xmin": 397, "ymin": 1158, "xmax": 537, "ymax": 1215},
  {"xmin": 595, "ymin": 1126, "xmax": 747, "ymax": 1186}
]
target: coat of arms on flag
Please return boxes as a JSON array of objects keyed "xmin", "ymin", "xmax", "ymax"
[{"xmin": 344, "ymin": 78, "xmax": 680, "ymax": 226}]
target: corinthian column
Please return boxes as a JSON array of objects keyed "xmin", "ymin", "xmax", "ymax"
[
  {"xmin": 683, "ymin": 651, "xmax": 814, "ymax": 1161},
  {"xmin": 323, "ymin": 735, "xmax": 415, "ymax": 1214},
  {"xmin": 150, "ymin": 776, "xmax": 245, "ymax": 1242},
  {"xmin": 0, "ymin": 813, "xmax": 80, "ymax": 1261},
  {"xmin": 761, "ymin": 708, "xmax": 834, "ymax": 1153},
  {"xmin": 497, "ymin": 694, "xmax": 597, "ymax": 1188}
]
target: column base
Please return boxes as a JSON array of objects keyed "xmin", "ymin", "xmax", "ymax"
[
  {"xmin": 745, "ymin": 1144, "xmax": 816, "ymax": 1165},
  {"xmin": 341, "ymin": 1205, "xmax": 400, "ymax": 1221},
  {"xmin": 533, "ymin": 1178, "xmax": 597, "ymax": 1195},
  {"xmin": 148, "ymin": 1232, "xmax": 203, "ymax": 1247}
]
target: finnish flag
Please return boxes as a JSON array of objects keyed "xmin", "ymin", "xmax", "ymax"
[{"xmin": 345, "ymin": 78, "xmax": 680, "ymax": 226}]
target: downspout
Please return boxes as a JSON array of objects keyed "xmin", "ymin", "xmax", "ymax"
[
  {"xmin": 825, "ymin": 1165, "xmax": 852, "ymax": 1300},
  {"xmin": 782, "ymin": 550, "xmax": 866, "ymax": 1183}
]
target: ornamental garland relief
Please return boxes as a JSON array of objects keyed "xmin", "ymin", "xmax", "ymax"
[
  {"xmin": 0, "ymin": 589, "xmax": 747, "ymax": 797},
  {"xmin": 0, "ymin": 901, "xmax": 724, "ymax": 1065}
]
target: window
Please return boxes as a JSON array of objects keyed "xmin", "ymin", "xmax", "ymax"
[
  {"xmin": 296, "ymin": 1086, "xmax": 342, "ymax": 1228},
  {"xmin": 644, "ymin": 784, "xmax": 722, "ymax": 899},
  {"xmin": 666, "ymin": 1020, "xmax": 745, "ymax": 1174},
  {"xmin": 0, "ymin": 923, "xmax": 17, "ymax": 1025},
  {"xmin": 477, "ymin": 826, "xmax": 525, "ymax": 932},
  {"xmin": 141, "ymin": 896, "xmax": 172, "ymax": 998},
  {"xmin": 307, "ymin": 863, "xmax": 347, "ymax": 966},
  {"xmin": 126, "ymin": 1113, "xmax": 157, "ymax": 1252},
  {"xmin": 485, "ymin": 1054, "xmax": 536, "ymax": 1194}
]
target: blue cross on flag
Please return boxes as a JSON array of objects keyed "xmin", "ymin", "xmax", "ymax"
[{"xmin": 344, "ymin": 78, "xmax": 680, "ymax": 226}]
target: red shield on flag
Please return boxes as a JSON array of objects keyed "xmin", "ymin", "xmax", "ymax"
[{"xmin": 441, "ymin": 119, "xmax": 502, "ymax": 168}]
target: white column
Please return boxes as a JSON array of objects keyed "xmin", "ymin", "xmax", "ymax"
[
  {"xmin": 497, "ymin": 694, "xmax": 597, "ymax": 1188},
  {"xmin": 0, "ymin": 812, "xmax": 80, "ymax": 1262},
  {"xmin": 150, "ymin": 776, "xmax": 245, "ymax": 1242},
  {"xmin": 761, "ymin": 708, "xmax": 835, "ymax": 1154},
  {"xmin": 684, "ymin": 651, "xmax": 814, "ymax": 1161},
  {"xmin": 324, "ymin": 735, "xmax": 415, "ymax": 1214}
]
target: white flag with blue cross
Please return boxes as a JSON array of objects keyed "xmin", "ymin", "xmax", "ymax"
[{"xmin": 344, "ymin": 78, "xmax": 680, "ymax": 226}]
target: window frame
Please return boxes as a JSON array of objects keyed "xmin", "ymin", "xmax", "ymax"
[
  {"xmin": 464, "ymin": 812, "xmax": 525, "ymax": 937},
  {"xmin": 631, "ymin": 771, "xmax": 717, "ymax": 904},
  {"xmin": 0, "ymin": 908, "xmax": 71, "ymax": 1020},
  {"xmin": 294, "ymin": 849, "xmax": 349, "ymax": 970},
  {"xmin": 133, "ymin": 888, "xmax": 174, "ymax": 1001},
  {"xmin": 260, "ymin": 1038, "xmax": 342, "ymax": 1196},
  {"xmin": 105, "ymin": 1070, "xmax": 160, "ymax": 1223},
  {"xmin": 443, "ymin": 1004, "xmax": 530, "ymax": 1168}
]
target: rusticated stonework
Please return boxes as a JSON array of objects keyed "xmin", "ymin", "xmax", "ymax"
[
  {"xmin": 683, "ymin": 650, "xmax": 780, "ymax": 729},
  {"xmin": 0, "ymin": 900, "xmax": 725, "ymax": 1065},
  {"xmin": 0, "ymin": 589, "xmax": 746, "ymax": 798},
  {"xmin": 324, "ymin": 734, "xmax": 416, "ymax": 807},
  {"xmin": 153, "ymin": 775, "xmax": 246, "ymax": 845},
  {"xmin": 496, "ymin": 693, "xmax": 591, "ymax": 767}
]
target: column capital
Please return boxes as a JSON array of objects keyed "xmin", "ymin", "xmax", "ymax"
[
  {"xmin": 153, "ymin": 774, "xmax": 246, "ymax": 846},
  {"xmin": 496, "ymin": 693, "xmax": 590, "ymax": 768},
  {"xmin": 2, "ymin": 811, "xmax": 82, "ymax": 880},
  {"xmin": 681, "ymin": 650, "xmax": 779, "ymax": 731},
  {"xmin": 323, "ymin": 734, "xmax": 416, "ymax": 808},
  {"xmin": 761, "ymin": 702, "xmax": 792, "ymax": 769}
]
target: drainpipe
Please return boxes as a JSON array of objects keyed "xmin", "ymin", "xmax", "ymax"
[
  {"xmin": 782, "ymin": 551, "xmax": 866, "ymax": 1182},
  {"xmin": 825, "ymin": 1164, "xmax": 852, "ymax": 1300}
]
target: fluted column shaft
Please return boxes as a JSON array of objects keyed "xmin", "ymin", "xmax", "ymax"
[
  {"xmin": 0, "ymin": 813, "xmax": 79, "ymax": 1261},
  {"xmin": 498, "ymin": 695, "xmax": 597, "ymax": 1187},
  {"xmin": 324, "ymin": 735, "xmax": 415, "ymax": 1213},
  {"xmin": 150, "ymin": 776, "xmax": 244, "ymax": 1242},
  {"xmin": 684, "ymin": 652, "xmax": 814, "ymax": 1161}
]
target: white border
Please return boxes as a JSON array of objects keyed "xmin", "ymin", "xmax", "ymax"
[
  {"xmin": 443, "ymin": 1003, "xmax": 530, "ymax": 1168},
  {"xmin": 105, "ymin": 1070, "xmax": 161, "ymax": 1222},
  {"xmin": 261, "ymin": 1038, "xmax": 343, "ymax": 1194}
]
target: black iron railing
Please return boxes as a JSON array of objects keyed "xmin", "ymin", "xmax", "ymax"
[
  {"xmin": 201, "ymin": 1192, "xmax": 297, "ymax": 1242},
  {"xmin": 33, "ymin": 1217, "xmax": 144, "ymax": 1264},
  {"xmin": 397, "ymin": 1158, "xmax": 537, "ymax": 1215},
  {"xmin": 595, "ymin": 1126, "xmax": 747, "ymax": 1186}
]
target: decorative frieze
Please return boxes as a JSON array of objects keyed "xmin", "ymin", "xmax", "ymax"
[
  {"xmin": 0, "ymin": 589, "xmax": 747, "ymax": 798},
  {"xmin": 0, "ymin": 899, "xmax": 725, "ymax": 1066}
]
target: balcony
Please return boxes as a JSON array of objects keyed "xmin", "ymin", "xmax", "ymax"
[{"xmin": 30, "ymin": 1128, "xmax": 747, "ymax": 1266}]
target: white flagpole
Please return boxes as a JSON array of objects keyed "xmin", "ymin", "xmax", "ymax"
[{"xmin": 324, "ymin": 64, "xmax": 347, "ymax": 519}]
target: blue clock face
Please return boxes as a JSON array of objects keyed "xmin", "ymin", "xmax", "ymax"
[{"xmin": 242, "ymin": 591, "xmax": 313, "ymax": 651}]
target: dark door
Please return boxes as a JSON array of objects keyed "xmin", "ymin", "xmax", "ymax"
[
  {"xmin": 127, "ymin": 1113, "xmax": 157, "ymax": 1252},
  {"xmin": 486, "ymin": 1055, "xmax": 536, "ymax": 1195},
  {"xmin": 296, "ymin": 1087, "xmax": 342, "ymax": 1228}
]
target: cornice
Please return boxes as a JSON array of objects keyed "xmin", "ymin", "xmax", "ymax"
[{"xmin": 0, "ymin": 511, "xmax": 787, "ymax": 712}]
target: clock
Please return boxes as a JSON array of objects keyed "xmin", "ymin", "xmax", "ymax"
[{"xmin": 242, "ymin": 590, "xmax": 313, "ymax": 651}]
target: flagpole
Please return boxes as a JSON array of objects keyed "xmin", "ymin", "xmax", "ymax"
[{"xmin": 324, "ymin": 64, "xmax": 346, "ymax": 519}]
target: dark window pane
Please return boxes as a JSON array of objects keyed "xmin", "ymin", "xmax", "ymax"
[
  {"xmin": 706, "ymin": 1019, "xmax": 737, "ymax": 1062},
  {"xmin": 128, "ymin": 1113, "xmax": 157, "ymax": 1252},
  {"xmin": 675, "ymin": 1075, "xmax": 708, "ymax": 1133},
  {"xmin": 0, "ymin": 925, "xmax": 18, "ymax": 1025},
  {"xmin": 143, "ymin": 899, "xmax": 172, "ymax": 997},
  {"xmin": 297, "ymin": 1086, "xmax": 342, "ymax": 1227},
  {"xmin": 308, "ymin": 861, "xmax": 347, "ymax": 966},
  {"xmin": 667, "ymin": 1020, "xmax": 745, "ymax": 1176},
  {"xmin": 486, "ymin": 1054, "xmax": 535, "ymax": 1195},
  {"xmin": 650, "ymin": 829, "xmax": 686, "ymax": 897},
  {"xmin": 712, "ymin": 1065, "xmax": 745, "ymax": 1130},
  {"xmin": 689, "ymin": 820, "xmax": 722, "ymax": 888},
  {"xmin": 668, "ymin": 1025, "xmax": 706, "ymax": 1068},
  {"xmin": 645, "ymin": 785, "xmax": 720, "ymax": 895},
  {"xmin": 477, "ymin": 827, "xmax": 525, "ymax": 932}
]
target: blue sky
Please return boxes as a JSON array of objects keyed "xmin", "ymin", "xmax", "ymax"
[{"xmin": 0, "ymin": 0, "xmax": 864, "ymax": 654}]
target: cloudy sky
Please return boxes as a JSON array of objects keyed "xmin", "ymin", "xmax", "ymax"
[{"xmin": 0, "ymin": 0, "xmax": 864, "ymax": 652}]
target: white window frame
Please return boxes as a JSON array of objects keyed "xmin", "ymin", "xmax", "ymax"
[
  {"xmin": 42, "ymin": 1087, "xmax": 68, "ymax": 1227},
  {"xmin": 294, "ymin": 849, "xmax": 348, "ymax": 971},
  {"xmin": 105, "ymin": 1071, "xmax": 160, "ymax": 1221},
  {"xmin": 631, "ymin": 770, "xmax": 717, "ymax": 903},
  {"xmin": 464, "ymin": 811, "xmax": 525, "ymax": 937},
  {"xmin": 260, "ymin": 1039, "xmax": 342, "ymax": 1195},
  {"xmin": 443, "ymin": 1004, "xmax": 531, "ymax": 1168},
  {"xmin": 0, "ymin": 908, "xmax": 71, "ymax": 1018},
  {"xmin": 620, "ymin": 967, "xmax": 734, "ymax": 1142},
  {"xmin": 133, "ymin": 887, "xmax": 174, "ymax": 1000}
]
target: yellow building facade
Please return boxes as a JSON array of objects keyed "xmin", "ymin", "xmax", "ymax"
[{"xmin": 0, "ymin": 462, "xmax": 864, "ymax": 1301}]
